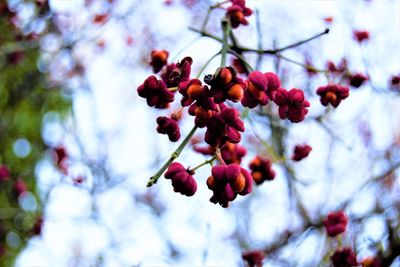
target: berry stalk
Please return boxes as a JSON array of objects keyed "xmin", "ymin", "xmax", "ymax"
[
  {"xmin": 220, "ymin": 18, "xmax": 231, "ymax": 67},
  {"xmin": 147, "ymin": 125, "xmax": 198, "ymax": 187}
]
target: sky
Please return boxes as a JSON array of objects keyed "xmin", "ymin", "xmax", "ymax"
[{"xmin": 14, "ymin": 0, "xmax": 400, "ymax": 266}]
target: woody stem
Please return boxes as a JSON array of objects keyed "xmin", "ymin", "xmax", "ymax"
[
  {"xmin": 189, "ymin": 27, "xmax": 329, "ymax": 55},
  {"xmin": 220, "ymin": 18, "xmax": 231, "ymax": 67}
]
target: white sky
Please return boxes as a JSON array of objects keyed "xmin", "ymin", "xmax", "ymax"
[{"xmin": 15, "ymin": 0, "xmax": 400, "ymax": 266}]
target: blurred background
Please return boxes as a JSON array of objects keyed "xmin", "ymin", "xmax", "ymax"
[{"xmin": 1, "ymin": 0, "xmax": 400, "ymax": 266}]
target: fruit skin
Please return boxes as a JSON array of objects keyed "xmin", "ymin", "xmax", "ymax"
[
  {"xmin": 207, "ymin": 164, "xmax": 252, "ymax": 208},
  {"xmin": 137, "ymin": 76, "xmax": 174, "ymax": 109},
  {"xmin": 156, "ymin": 116, "xmax": 181, "ymax": 142},
  {"xmin": 150, "ymin": 50, "xmax": 169, "ymax": 73},
  {"xmin": 249, "ymin": 156, "xmax": 275, "ymax": 184},
  {"xmin": 274, "ymin": 88, "xmax": 310, "ymax": 123},
  {"xmin": 316, "ymin": 84, "xmax": 349, "ymax": 107},
  {"xmin": 164, "ymin": 162, "xmax": 197, "ymax": 196}
]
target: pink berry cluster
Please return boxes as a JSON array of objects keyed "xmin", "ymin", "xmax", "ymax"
[{"xmin": 136, "ymin": 49, "xmax": 314, "ymax": 207}]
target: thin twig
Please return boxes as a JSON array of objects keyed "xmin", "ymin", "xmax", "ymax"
[
  {"xmin": 147, "ymin": 126, "xmax": 198, "ymax": 187},
  {"xmin": 255, "ymin": 9, "xmax": 263, "ymax": 70},
  {"xmin": 189, "ymin": 27, "xmax": 330, "ymax": 55},
  {"xmin": 220, "ymin": 19, "xmax": 231, "ymax": 67},
  {"xmin": 196, "ymin": 51, "xmax": 221, "ymax": 78}
]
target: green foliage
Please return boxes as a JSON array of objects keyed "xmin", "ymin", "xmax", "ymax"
[{"xmin": 0, "ymin": 2, "xmax": 71, "ymax": 265}]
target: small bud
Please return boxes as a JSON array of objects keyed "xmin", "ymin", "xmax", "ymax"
[
  {"xmin": 349, "ymin": 73, "xmax": 368, "ymax": 88},
  {"xmin": 14, "ymin": 179, "xmax": 27, "ymax": 197},
  {"xmin": 323, "ymin": 210, "xmax": 348, "ymax": 237},
  {"xmin": 93, "ymin": 13, "xmax": 109, "ymax": 24},
  {"xmin": 353, "ymin": 30, "xmax": 370, "ymax": 43},
  {"xmin": 32, "ymin": 216, "xmax": 44, "ymax": 236},
  {"xmin": 242, "ymin": 250, "xmax": 265, "ymax": 267},
  {"xmin": 391, "ymin": 75, "xmax": 400, "ymax": 90},
  {"xmin": 7, "ymin": 51, "xmax": 24, "ymax": 65},
  {"xmin": 331, "ymin": 247, "xmax": 358, "ymax": 267},
  {"xmin": 292, "ymin": 144, "xmax": 312, "ymax": 161},
  {"xmin": 0, "ymin": 165, "xmax": 10, "ymax": 182},
  {"xmin": 324, "ymin": 16, "xmax": 334, "ymax": 24},
  {"xmin": 150, "ymin": 50, "xmax": 169, "ymax": 73}
]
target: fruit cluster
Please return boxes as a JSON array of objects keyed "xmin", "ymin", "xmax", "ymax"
[
  {"xmin": 133, "ymin": 0, "xmax": 394, "ymax": 266},
  {"xmin": 136, "ymin": 48, "xmax": 316, "ymax": 207},
  {"xmin": 131, "ymin": 0, "xmax": 364, "ymax": 207}
]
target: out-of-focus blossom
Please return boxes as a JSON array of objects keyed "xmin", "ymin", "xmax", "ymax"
[{"xmin": 292, "ymin": 144, "xmax": 312, "ymax": 161}]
